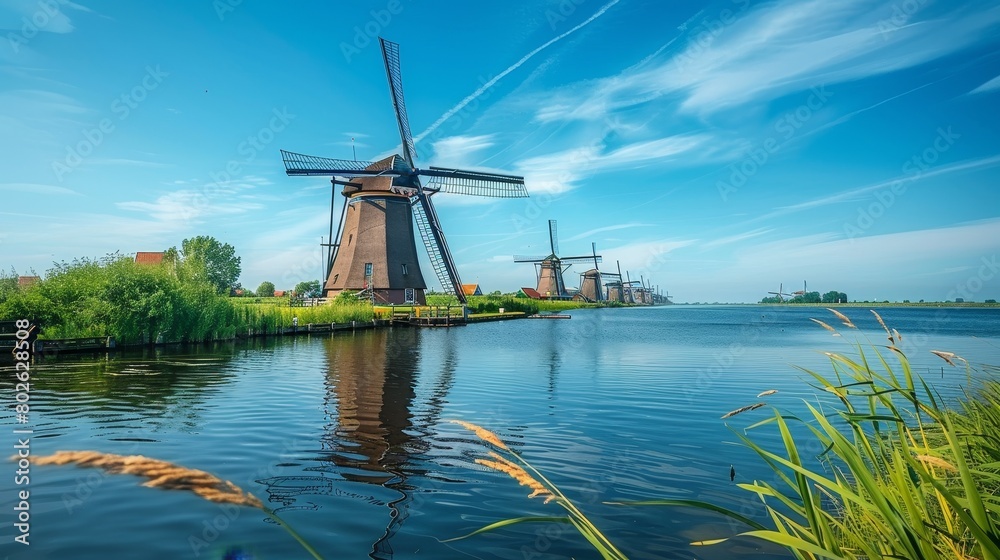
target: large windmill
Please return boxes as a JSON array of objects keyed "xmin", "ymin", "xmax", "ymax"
[
  {"xmin": 281, "ymin": 38, "xmax": 528, "ymax": 305},
  {"xmin": 515, "ymin": 220, "xmax": 600, "ymax": 300}
]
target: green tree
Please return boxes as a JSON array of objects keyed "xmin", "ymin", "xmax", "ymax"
[
  {"xmin": 257, "ymin": 281, "xmax": 275, "ymax": 297},
  {"xmin": 294, "ymin": 280, "xmax": 322, "ymax": 298},
  {"xmin": 165, "ymin": 236, "xmax": 241, "ymax": 294}
]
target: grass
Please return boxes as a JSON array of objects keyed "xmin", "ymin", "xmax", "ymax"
[{"xmin": 613, "ymin": 309, "xmax": 1000, "ymax": 559}]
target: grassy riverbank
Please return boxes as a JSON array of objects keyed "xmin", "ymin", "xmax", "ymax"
[{"xmin": 0, "ymin": 256, "xmax": 373, "ymax": 345}]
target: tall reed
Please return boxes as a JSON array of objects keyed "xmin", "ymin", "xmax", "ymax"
[
  {"xmin": 613, "ymin": 309, "xmax": 1000, "ymax": 559},
  {"xmin": 448, "ymin": 420, "xmax": 629, "ymax": 559}
]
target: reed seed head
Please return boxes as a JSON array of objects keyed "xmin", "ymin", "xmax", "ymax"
[
  {"xmin": 476, "ymin": 451, "xmax": 553, "ymax": 503},
  {"xmin": 757, "ymin": 390, "xmax": 778, "ymax": 397},
  {"xmin": 721, "ymin": 403, "xmax": 766, "ymax": 419},
  {"xmin": 810, "ymin": 318, "xmax": 841, "ymax": 336},
  {"xmin": 826, "ymin": 308, "xmax": 856, "ymax": 329},
  {"xmin": 451, "ymin": 420, "xmax": 510, "ymax": 451},
  {"xmin": 930, "ymin": 350, "xmax": 966, "ymax": 367},
  {"xmin": 32, "ymin": 451, "xmax": 264, "ymax": 508}
]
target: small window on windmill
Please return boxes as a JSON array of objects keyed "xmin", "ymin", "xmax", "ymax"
[
  {"xmin": 332, "ymin": 274, "xmax": 339, "ymax": 284},
  {"xmin": 405, "ymin": 288, "xmax": 415, "ymax": 303},
  {"xmin": 348, "ymin": 234, "xmax": 353, "ymax": 246},
  {"xmin": 401, "ymin": 263, "xmax": 408, "ymax": 276},
  {"xmin": 365, "ymin": 262, "xmax": 373, "ymax": 276}
]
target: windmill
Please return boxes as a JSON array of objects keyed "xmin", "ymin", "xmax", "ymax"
[
  {"xmin": 280, "ymin": 38, "xmax": 528, "ymax": 305},
  {"xmin": 768, "ymin": 283, "xmax": 792, "ymax": 302},
  {"xmin": 514, "ymin": 220, "xmax": 601, "ymax": 299},
  {"xmin": 791, "ymin": 280, "xmax": 808, "ymax": 297},
  {"xmin": 605, "ymin": 260, "xmax": 627, "ymax": 302},
  {"xmin": 578, "ymin": 242, "xmax": 605, "ymax": 302}
]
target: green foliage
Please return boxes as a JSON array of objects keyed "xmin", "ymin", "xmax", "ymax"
[
  {"xmin": 294, "ymin": 280, "xmax": 322, "ymax": 298},
  {"xmin": 822, "ymin": 290, "xmax": 849, "ymax": 303},
  {"xmin": 165, "ymin": 236, "xmax": 241, "ymax": 294},
  {"xmin": 0, "ymin": 253, "xmax": 372, "ymax": 345},
  {"xmin": 256, "ymin": 281, "xmax": 275, "ymax": 298},
  {"xmin": 466, "ymin": 295, "xmax": 539, "ymax": 314}
]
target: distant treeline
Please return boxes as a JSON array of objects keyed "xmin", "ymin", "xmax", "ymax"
[{"xmin": 760, "ymin": 290, "xmax": 848, "ymax": 304}]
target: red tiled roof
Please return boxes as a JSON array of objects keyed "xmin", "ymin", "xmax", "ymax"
[
  {"xmin": 519, "ymin": 287, "xmax": 541, "ymax": 299},
  {"xmin": 134, "ymin": 252, "xmax": 164, "ymax": 265},
  {"xmin": 18, "ymin": 276, "xmax": 40, "ymax": 287},
  {"xmin": 461, "ymin": 284, "xmax": 481, "ymax": 296},
  {"xmin": 273, "ymin": 290, "xmax": 286, "ymax": 297}
]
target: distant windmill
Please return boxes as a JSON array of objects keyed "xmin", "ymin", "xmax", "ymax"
[
  {"xmin": 768, "ymin": 283, "xmax": 792, "ymax": 302},
  {"xmin": 578, "ymin": 242, "xmax": 605, "ymax": 302},
  {"xmin": 791, "ymin": 280, "xmax": 808, "ymax": 296},
  {"xmin": 605, "ymin": 260, "xmax": 626, "ymax": 302},
  {"xmin": 281, "ymin": 38, "xmax": 528, "ymax": 305},
  {"xmin": 515, "ymin": 220, "xmax": 601, "ymax": 299}
]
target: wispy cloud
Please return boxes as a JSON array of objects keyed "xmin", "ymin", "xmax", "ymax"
[
  {"xmin": 746, "ymin": 154, "xmax": 1000, "ymax": 224},
  {"xmin": 515, "ymin": 133, "xmax": 714, "ymax": 194},
  {"xmin": 563, "ymin": 222, "xmax": 652, "ymax": 242},
  {"xmin": 700, "ymin": 227, "xmax": 773, "ymax": 249},
  {"xmin": 970, "ymin": 74, "xmax": 1000, "ymax": 94},
  {"xmin": 0, "ymin": 182, "xmax": 80, "ymax": 196},
  {"xmin": 533, "ymin": 0, "xmax": 1000, "ymax": 121}
]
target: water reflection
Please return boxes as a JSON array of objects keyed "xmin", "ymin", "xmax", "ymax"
[{"xmin": 257, "ymin": 328, "xmax": 441, "ymax": 559}]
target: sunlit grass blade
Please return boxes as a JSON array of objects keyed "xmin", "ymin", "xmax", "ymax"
[{"xmin": 441, "ymin": 516, "xmax": 571, "ymax": 542}]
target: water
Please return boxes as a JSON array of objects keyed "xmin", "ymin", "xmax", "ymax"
[{"xmin": 2, "ymin": 306, "xmax": 999, "ymax": 559}]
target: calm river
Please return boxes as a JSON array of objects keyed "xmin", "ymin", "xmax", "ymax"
[{"xmin": 2, "ymin": 305, "xmax": 999, "ymax": 559}]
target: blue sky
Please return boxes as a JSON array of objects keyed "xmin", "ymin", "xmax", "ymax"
[{"xmin": 2, "ymin": 0, "xmax": 999, "ymax": 303}]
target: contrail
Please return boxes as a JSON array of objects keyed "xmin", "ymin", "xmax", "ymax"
[{"xmin": 413, "ymin": 0, "xmax": 621, "ymax": 146}]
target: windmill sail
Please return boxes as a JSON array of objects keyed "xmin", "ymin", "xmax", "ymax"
[
  {"xmin": 411, "ymin": 194, "xmax": 465, "ymax": 303},
  {"xmin": 380, "ymin": 38, "xmax": 417, "ymax": 167}
]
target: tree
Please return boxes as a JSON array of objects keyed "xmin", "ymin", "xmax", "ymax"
[
  {"xmin": 165, "ymin": 236, "xmax": 241, "ymax": 294},
  {"xmin": 294, "ymin": 280, "xmax": 322, "ymax": 298},
  {"xmin": 257, "ymin": 281, "xmax": 275, "ymax": 297}
]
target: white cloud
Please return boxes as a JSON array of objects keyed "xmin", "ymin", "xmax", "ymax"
[
  {"xmin": 532, "ymin": 0, "xmax": 1000, "ymax": 121},
  {"xmin": 514, "ymin": 133, "xmax": 713, "ymax": 194},
  {"xmin": 429, "ymin": 134, "xmax": 495, "ymax": 168},
  {"xmin": 0, "ymin": 182, "xmax": 80, "ymax": 196},
  {"xmin": 970, "ymin": 74, "xmax": 1000, "ymax": 95}
]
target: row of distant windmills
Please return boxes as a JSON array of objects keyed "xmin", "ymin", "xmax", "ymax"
[
  {"xmin": 515, "ymin": 219, "xmax": 668, "ymax": 305},
  {"xmin": 279, "ymin": 38, "xmax": 668, "ymax": 306}
]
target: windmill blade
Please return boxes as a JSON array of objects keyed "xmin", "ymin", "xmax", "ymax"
[
  {"xmin": 409, "ymin": 192, "xmax": 466, "ymax": 303},
  {"xmin": 548, "ymin": 220, "xmax": 559, "ymax": 256},
  {"xmin": 380, "ymin": 38, "xmax": 417, "ymax": 167},
  {"xmin": 420, "ymin": 167, "xmax": 527, "ymax": 198},
  {"xmin": 281, "ymin": 150, "xmax": 400, "ymax": 177},
  {"xmin": 560, "ymin": 255, "xmax": 602, "ymax": 263},
  {"xmin": 513, "ymin": 255, "xmax": 549, "ymax": 262}
]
